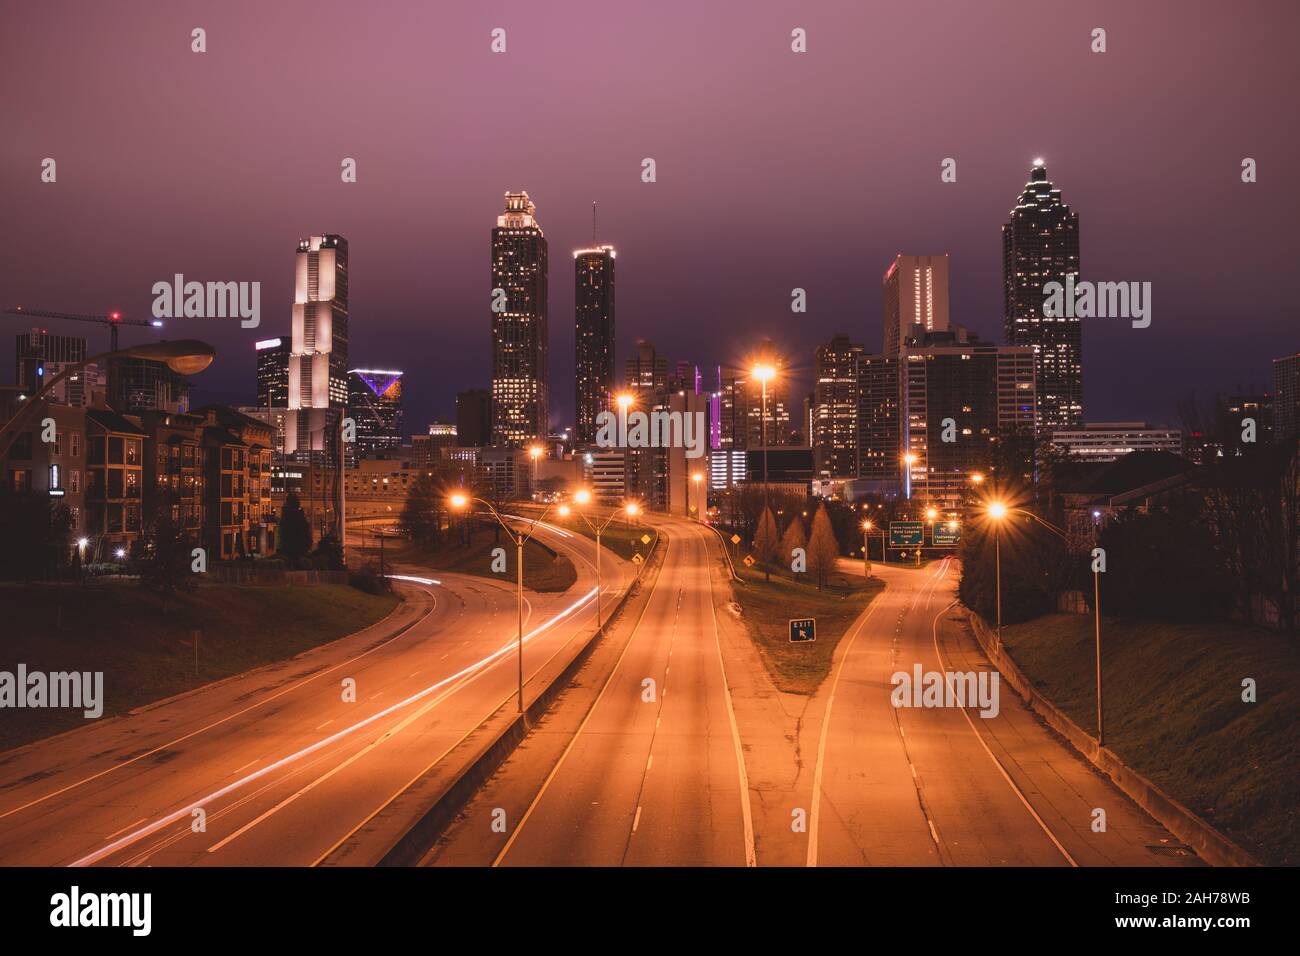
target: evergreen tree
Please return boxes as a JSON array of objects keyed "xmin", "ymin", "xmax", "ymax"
[
  {"xmin": 278, "ymin": 491, "xmax": 311, "ymax": 559},
  {"xmin": 752, "ymin": 506, "xmax": 780, "ymax": 582},
  {"xmin": 806, "ymin": 503, "xmax": 841, "ymax": 589},
  {"xmin": 779, "ymin": 515, "xmax": 807, "ymax": 581}
]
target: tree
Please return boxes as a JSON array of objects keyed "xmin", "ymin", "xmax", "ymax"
[
  {"xmin": 278, "ymin": 491, "xmax": 311, "ymax": 559},
  {"xmin": 752, "ymin": 507, "xmax": 780, "ymax": 582},
  {"xmin": 0, "ymin": 488, "xmax": 73, "ymax": 581},
  {"xmin": 806, "ymin": 503, "xmax": 840, "ymax": 589},
  {"xmin": 402, "ymin": 473, "xmax": 443, "ymax": 546},
  {"xmin": 779, "ymin": 515, "xmax": 807, "ymax": 581},
  {"xmin": 140, "ymin": 497, "xmax": 195, "ymax": 599}
]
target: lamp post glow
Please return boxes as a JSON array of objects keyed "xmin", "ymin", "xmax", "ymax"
[
  {"xmin": 570, "ymin": 490, "xmax": 641, "ymax": 632},
  {"xmin": 752, "ymin": 363, "xmax": 777, "ymax": 538},
  {"xmin": 448, "ymin": 492, "xmax": 556, "ymax": 715},
  {"xmin": 691, "ymin": 471, "xmax": 704, "ymax": 519},
  {"xmin": 986, "ymin": 501, "xmax": 1007, "ymax": 643}
]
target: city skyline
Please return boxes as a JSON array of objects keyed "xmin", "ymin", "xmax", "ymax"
[{"xmin": 2, "ymin": 2, "xmax": 1296, "ymax": 435}]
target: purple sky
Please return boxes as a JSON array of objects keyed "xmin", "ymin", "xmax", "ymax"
[{"xmin": 3, "ymin": 0, "xmax": 1297, "ymax": 434}]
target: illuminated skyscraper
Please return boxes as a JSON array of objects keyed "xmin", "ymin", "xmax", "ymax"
[
  {"xmin": 347, "ymin": 369, "xmax": 403, "ymax": 458},
  {"xmin": 574, "ymin": 244, "xmax": 615, "ymax": 444},
  {"xmin": 285, "ymin": 234, "xmax": 349, "ymax": 460},
  {"xmin": 813, "ymin": 334, "xmax": 864, "ymax": 479},
  {"xmin": 254, "ymin": 336, "xmax": 290, "ymax": 407},
  {"xmin": 883, "ymin": 254, "xmax": 950, "ymax": 356},
  {"xmin": 491, "ymin": 192, "xmax": 548, "ymax": 447},
  {"xmin": 1003, "ymin": 160, "xmax": 1082, "ymax": 430}
]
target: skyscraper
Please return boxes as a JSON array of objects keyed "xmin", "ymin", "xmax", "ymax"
[
  {"xmin": 1272, "ymin": 353, "xmax": 1300, "ymax": 443},
  {"xmin": 1003, "ymin": 159, "xmax": 1082, "ymax": 431},
  {"xmin": 574, "ymin": 244, "xmax": 615, "ymax": 444},
  {"xmin": 15, "ymin": 330, "xmax": 89, "ymax": 406},
  {"xmin": 285, "ymin": 234, "xmax": 349, "ymax": 460},
  {"xmin": 813, "ymin": 334, "xmax": 864, "ymax": 479},
  {"xmin": 347, "ymin": 369, "xmax": 404, "ymax": 458},
  {"xmin": 456, "ymin": 388, "xmax": 491, "ymax": 447},
  {"xmin": 254, "ymin": 336, "xmax": 290, "ymax": 407},
  {"xmin": 882, "ymin": 254, "xmax": 950, "ymax": 356},
  {"xmin": 491, "ymin": 192, "xmax": 548, "ymax": 447},
  {"xmin": 857, "ymin": 354, "xmax": 901, "ymax": 482}
]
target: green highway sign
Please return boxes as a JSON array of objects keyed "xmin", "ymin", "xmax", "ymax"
[
  {"xmin": 789, "ymin": 618, "xmax": 816, "ymax": 643},
  {"xmin": 889, "ymin": 521, "xmax": 924, "ymax": 547},
  {"xmin": 933, "ymin": 524, "xmax": 961, "ymax": 546}
]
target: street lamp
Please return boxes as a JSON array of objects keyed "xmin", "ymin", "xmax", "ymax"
[
  {"xmin": 691, "ymin": 471, "xmax": 704, "ymax": 520},
  {"xmin": 570, "ymin": 490, "xmax": 641, "ymax": 633},
  {"xmin": 448, "ymin": 492, "xmax": 558, "ymax": 715},
  {"xmin": 0, "ymin": 340, "xmax": 217, "ymax": 461},
  {"xmin": 751, "ymin": 363, "xmax": 776, "ymax": 523},
  {"xmin": 986, "ymin": 501, "xmax": 1008, "ymax": 644}
]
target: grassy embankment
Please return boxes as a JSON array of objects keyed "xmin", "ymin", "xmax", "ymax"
[
  {"xmin": 731, "ymin": 563, "xmax": 885, "ymax": 695},
  {"xmin": 365, "ymin": 524, "xmax": 578, "ymax": 593},
  {"xmin": 999, "ymin": 613, "xmax": 1299, "ymax": 866},
  {"xmin": 0, "ymin": 581, "xmax": 400, "ymax": 752}
]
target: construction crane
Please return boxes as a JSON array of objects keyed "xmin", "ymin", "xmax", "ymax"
[{"xmin": 5, "ymin": 305, "xmax": 163, "ymax": 352}]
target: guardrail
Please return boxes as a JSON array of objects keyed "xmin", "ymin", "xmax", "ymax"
[{"xmin": 700, "ymin": 521, "xmax": 743, "ymax": 582}]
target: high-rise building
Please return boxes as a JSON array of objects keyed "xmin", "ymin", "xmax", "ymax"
[
  {"xmin": 813, "ymin": 334, "xmax": 864, "ymax": 479},
  {"xmin": 1003, "ymin": 159, "xmax": 1082, "ymax": 431},
  {"xmin": 899, "ymin": 337, "xmax": 1036, "ymax": 508},
  {"xmin": 254, "ymin": 336, "xmax": 290, "ymax": 407},
  {"xmin": 1274, "ymin": 353, "xmax": 1300, "ymax": 443},
  {"xmin": 625, "ymin": 340, "xmax": 669, "ymax": 397},
  {"xmin": 883, "ymin": 255, "xmax": 950, "ymax": 356},
  {"xmin": 1217, "ymin": 393, "xmax": 1274, "ymax": 452},
  {"xmin": 574, "ymin": 245, "xmax": 615, "ymax": 444},
  {"xmin": 15, "ymin": 330, "xmax": 89, "ymax": 406},
  {"xmin": 456, "ymin": 388, "xmax": 491, "ymax": 447},
  {"xmin": 491, "ymin": 192, "xmax": 549, "ymax": 447},
  {"xmin": 285, "ymin": 234, "xmax": 349, "ymax": 461},
  {"xmin": 347, "ymin": 369, "xmax": 404, "ymax": 458},
  {"xmin": 858, "ymin": 354, "xmax": 901, "ymax": 482}
]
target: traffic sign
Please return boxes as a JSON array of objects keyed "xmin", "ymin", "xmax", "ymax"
[
  {"xmin": 743, "ymin": 554, "xmax": 756, "ymax": 567},
  {"xmin": 632, "ymin": 553, "xmax": 643, "ymax": 565},
  {"xmin": 789, "ymin": 618, "xmax": 816, "ymax": 643},
  {"xmin": 730, "ymin": 534, "xmax": 741, "ymax": 545},
  {"xmin": 640, "ymin": 533, "xmax": 651, "ymax": 545},
  {"xmin": 933, "ymin": 524, "xmax": 961, "ymax": 546},
  {"xmin": 889, "ymin": 521, "xmax": 923, "ymax": 547}
]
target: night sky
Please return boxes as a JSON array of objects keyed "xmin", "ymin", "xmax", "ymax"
[{"xmin": 2, "ymin": 0, "xmax": 1297, "ymax": 434}]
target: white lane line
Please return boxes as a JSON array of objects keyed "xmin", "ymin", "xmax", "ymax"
[
  {"xmin": 103, "ymin": 818, "xmax": 147, "ymax": 841},
  {"xmin": 71, "ymin": 587, "xmax": 598, "ymax": 868},
  {"xmin": 806, "ymin": 584, "xmax": 887, "ymax": 867},
  {"xmin": 928, "ymin": 596, "xmax": 1078, "ymax": 867},
  {"xmin": 632, "ymin": 806, "xmax": 642, "ymax": 833},
  {"xmin": 690, "ymin": 521, "xmax": 757, "ymax": 868},
  {"xmin": 0, "ymin": 585, "xmax": 440, "ymax": 822}
]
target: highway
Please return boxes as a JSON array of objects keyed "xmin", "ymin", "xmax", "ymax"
[
  {"xmin": 425, "ymin": 515, "xmax": 755, "ymax": 866},
  {"xmin": 0, "ymin": 518, "xmax": 630, "ymax": 866},
  {"xmin": 425, "ymin": 523, "xmax": 1200, "ymax": 867}
]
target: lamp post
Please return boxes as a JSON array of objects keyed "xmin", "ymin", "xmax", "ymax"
[
  {"xmin": 528, "ymin": 444, "xmax": 543, "ymax": 502},
  {"xmin": 690, "ymin": 471, "xmax": 704, "ymax": 520},
  {"xmin": 448, "ymin": 492, "xmax": 557, "ymax": 716},
  {"xmin": 568, "ymin": 489, "xmax": 640, "ymax": 633},
  {"xmin": 752, "ymin": 364, "xmax": 776, "ymax": 520},
  {"xmin": 984, "ymin": 501, "xmax": 1105, "ymax": 747},
  {"xmin": 986, "ymin": 501, "xmax": 1007, "ymax": 645}
]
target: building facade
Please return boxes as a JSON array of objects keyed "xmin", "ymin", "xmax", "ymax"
[
  {"xmin": 491, "ymin": 192, "xmax": 549, "ymax": 447},
  {"xmin": 1002, "ymin": 160, "xmax": 1082, "ymax": 431},
  {"xmin": 285, "ymin": 234, "xmax": 349, "ymax": 462},
  {"xmin": 574, "ymin": 245, "xmax": 616, "ymax": 445},
  {"xmin": 883, "ymin": 254, "xmax": 950, "ymax": 356},
  {"xmin": 1050, "ymin": 422, "xmax": 1184, "ymax": 462},
  {"xmin": 347, "ymin": 368, "xmax": 404, "ymax": 459},
  {"xmin": 813, "ymin": 334, "xmax": 864, "ymax": 479}
]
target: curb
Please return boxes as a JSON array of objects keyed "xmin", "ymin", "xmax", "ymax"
[
  {"xmin": 966, "ymin": 611, "xmax": 1259, "ymax": 867},
  {"xmin": 345, "ymin": 534, "xmax": 664, "ymax": 867}
]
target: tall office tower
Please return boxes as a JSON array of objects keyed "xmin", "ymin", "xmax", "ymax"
[
  {"xmin": 671, "ymin": 360, "xmax": 701, "ymax": 394},
  {"xmin": 745, "ymin": 378, "xmax": 792, "ymax": 447},
  {"xmin": 1217, "ymin": 393, "xmax": 1274, "ymax": 451},
  {"xmin": 719, "ymin": 376, "xmax": 746, "ymax": 449},
  {"xmin": 254, "ymin": 336, "xmax": 290, "ymax": 407},
  {"xmin": 574, "ymin": 244, "xmax": 616, "ymax": 444},
  {"xmin": 491, "ymin": 192, "xmax": 549, "ymax": 447},
  {"xmin": 285, "ymin": 234, "xmax": 349, "ymax": 460},
  {"xmin": 1003, "ymin": 159, "xmax": 1082, "ymax": 431},
  {"xmin": 1274, "ymin": 353, "xmax": 1300, "ymax": 442},
  {"xmin": 898, "ymin": 338, "xmax": 1036, "ymax": 508},
  {"xmin": 858, "ymin": 354, "xmax": 901, "ymax": 482},
  {"xmin": 883, "ymin": 254, "xmax": 950, "ymax": 356},
  {"xmin": 347, "ymin": 369, "xmax": 404, "ymax": 458},
  {"xmin": 813, "ymin": 334, "xmax": 864, "ymax": 479},
  {"xmin": 625, "ymin": 339, "xmax": 669, "ymax": 396},
  {"xmin": 15, "ymin": 330, "xmax": 88, "ymax": 405}
]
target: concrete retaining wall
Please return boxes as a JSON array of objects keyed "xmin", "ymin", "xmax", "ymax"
[{"xmin": 967, "ymin": 612, "xmax": 1258, "ymax": 867}]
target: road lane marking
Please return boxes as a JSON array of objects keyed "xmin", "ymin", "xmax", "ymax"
[
  {"xmin": 928, "ymin": 595, "xmax": 1078, "ymax": 867},
  {"xmin": 0, "ymin": 585, "xmax": 439, "ymax": 822},
  {"xmin": 69, "ymin": 587, "xmax": 599, "ymax": 868},
  {"xmin": 690, "ymin": 521, "xmax": 757, "ymax": 868}
]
